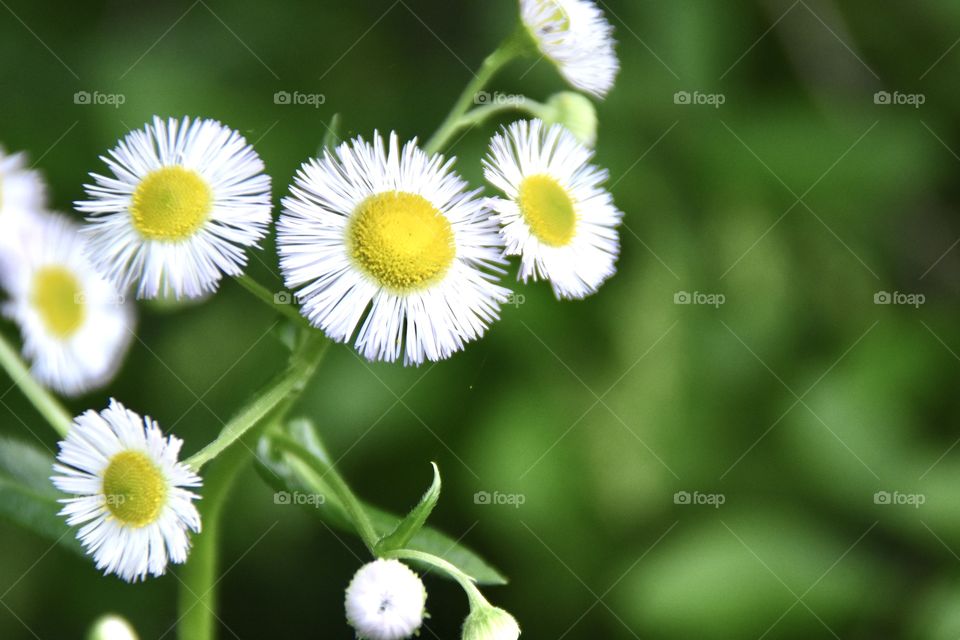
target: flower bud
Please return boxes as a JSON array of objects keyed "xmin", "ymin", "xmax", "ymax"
[
  {"xmin": 87, "ymin": 614, "xmax": 138, "ymax": 640},
  {"xmin": 462, "ymin": 604, "xmax": 521, "ymax": 640},
  {"xmin": 345, "ymin": 559, "xmax": 427, "ymax": 640},
  {"xmin": 538, "ymin": 92, "xmax": 598, "ymax": 147}
]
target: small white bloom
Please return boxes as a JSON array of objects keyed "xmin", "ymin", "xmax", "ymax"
[
  {"xmin": 345, "ymin": 559, "xmax": 427, "ymax": 640},
  {"xmin": 278, "ymin": 131, "xmax": 509, "ymax": 365},
  {"xmin": 0, "ymin": 212, "xmax": 134, "ymax": 396},
  {"xmin": 463, "ymin": 605, "xmax": 522, "ymax": 640},
  {"xmin": 519, "ymin": 0, "xmax": 619, "ymax": 98},
  {"xmin": 51, "ymin": 399, "xmax": 202, "ymax": 582},
  {"xmin": 76, "ymin": 116, "xmax": 273, "ymax": 300},
  {"xmin": 0, "ymin": 146, "xmax": 47, "ymax": 247},
  {"xmin": 484, "ymin": 120, "xmax": 622, "ymax": 299}
]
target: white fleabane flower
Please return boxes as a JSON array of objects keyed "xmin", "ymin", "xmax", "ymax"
[
  {"xmin": 484, "ymin": 120, "xmax": 622, "ymax": 299},
  {"xmin": 278, "ymin": 132, "xmax": 509, "ymax": 365},
  {"xmin": 51, "ymin": 400, "xmax": 202, "ymax": 582},
  {"xmin": 345, "ymin": 559, "xmax": 427, "ymax": 640},
  {"xmin": 520, "ymin": 0, "xmax": 619, "ymax": 98},
  {"xmin": 0, "ymin": 147, "xmax": 47, "ymax": 247},
  {"xmin": 76, "ymin": 116, "xmax": 273, "ymax": 300},
  {"xmin": 0, "ymin": 213, "xmax": 134, "ymax": 396}
]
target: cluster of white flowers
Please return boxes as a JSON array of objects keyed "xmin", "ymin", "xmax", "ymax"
[{"xmin": 0, "ymin": 0, "xmax": 621, "ymax": 634}]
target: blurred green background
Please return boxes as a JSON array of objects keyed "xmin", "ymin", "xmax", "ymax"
[{"xmin": 2, "ymin": 0, "xmax": 960, "ymax": 637}]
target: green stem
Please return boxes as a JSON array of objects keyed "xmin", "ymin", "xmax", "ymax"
[
  {"xmin": 185, "ymin": 332, "xmax": 329, "ymax": 470},
  {"xmin": 178, "ymin": 332, "xmax": 328, "ymax": 640},
  {"xmin": 272, "ymin": 435, "xmax": 380, "ymax": 552},
  {"xmin": 458, "ymin": 98, "xmax": 543, "ymax": 129},
  {"xmin": 384, "ymin": 548, "xmax": 488, "ymax": 609},
  {"xmin": 234, "ymin": 274, "xmax": 310, "ymax": 328},
  {"xmin": 0, "ymin": 332, "xmax": 72, "ymax": 436},
  {"xmin": 423, "ymin": 26, "xmax": 531, "ymax": 155},
  {"xmin": 176, "ymin": 431, "xmax": 249, "ymax": 640}
]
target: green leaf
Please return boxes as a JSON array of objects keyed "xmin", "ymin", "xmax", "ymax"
[
  {"xmin": 0, "ymin": 436, "xmax": 80, "ymax": 554},
  {"xmin": 374, "ymin": 462, "xmax": 441, "ymax": 555},
  {"xmin": 256, "ymin": 421, "xmax": 507, "ymax": 585}
]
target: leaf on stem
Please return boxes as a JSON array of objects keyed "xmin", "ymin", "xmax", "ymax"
[
  {"xmin": 256, "ymin": 420, "xmax": 507, "ymax": 585},
  {"xmin": 374, "ymin": 462, "xmax": 441, "ymax": 555}
]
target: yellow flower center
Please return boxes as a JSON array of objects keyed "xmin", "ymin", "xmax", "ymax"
[
  {"xmin": 347, "ymin": 191, "xmax": 456, "ymax": 291},
  {"xmin": 518, "ymin": 174, "xmax": 577, "ymax": 247},
  {"xmin": 130, "ymin": 166, "xmax": 212, "ymax": 240},
  {"xmin": 31, "ymin": 266, "xmax": 85, "ymax": 338},
  {"xmin": 102, "ymin": 450, "xmax": 168, "ymax": 528}
]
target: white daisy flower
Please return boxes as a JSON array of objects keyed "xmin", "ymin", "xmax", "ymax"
[
  {"xmin": 519, "ymin": 0, "xmax": 619, "ymax": 98},
  {"xmin": 51, "ymin": 400, "xmax": 202, "ymax": 582},
  {"xmin": 278, "ymin": 131, "xmax": 509, "ymax": 365},
  {"xmin": 0, "ymin": 146, "xmax": 47, "ymax": 247},
  {"xmin": 345, "ymin": 559, "xmax": 427, "ymax": 640},
  {"xmin": 0, "ymin": 212, "xmax": 134, "ymax": 396},
  {"xmin": 76, "ymin": 116, "xmax": 273, "ymax": 300},
  {"xmin": 484, "ymin": 120, "xmax": 622, "ymax": 299}
]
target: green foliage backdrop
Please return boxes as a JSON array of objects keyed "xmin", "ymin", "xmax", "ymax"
[{"xmin": 2, "ymin": 1, "xmax": 960, "ymax": 637}]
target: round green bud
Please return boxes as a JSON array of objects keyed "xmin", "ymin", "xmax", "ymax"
[{"xmin": 462, "ymin": 605, "xmax": 521, "ymax": 640}]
